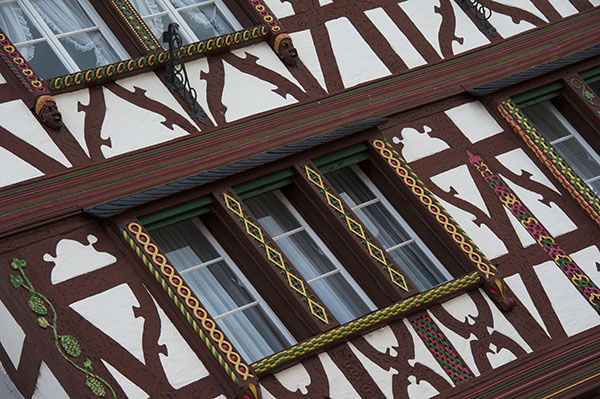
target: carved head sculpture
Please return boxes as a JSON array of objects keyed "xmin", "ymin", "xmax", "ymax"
[
  {"xmin": 274, "ymin": 34, "xmax": 298, "ymax": 66},
  {"xmin": 35, "ymin": 95, "xmax": 63, "ymax": 130}
]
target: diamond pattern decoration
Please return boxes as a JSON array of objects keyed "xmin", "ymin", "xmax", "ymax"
[
  {"xmin": 266, "ymin": 245, "xmax": 285, "ymax": 269},
  {"xmin": 244, "ymin": 220, "xmax": 264, "ymax": 243},
  {"xmin": 308, "ymin": 300, "xmax": 329, "ymax": 324},
  {"xmin": 287, "ymin": 273, "xmax": 308, "ymax": 296},
  {"xmin": 224, "ymin": 193, "xmax": 244, "ymax": 218},
  {"xmin": 302, "ymin": 165, "xmax": 412, "ymax": 293}
]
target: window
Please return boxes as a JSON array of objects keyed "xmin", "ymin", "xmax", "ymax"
[
  {"xmin": 151, "ymin": 218, "xmax": 295, "ymax": 363},
  {"xmin": 522, "ymin": 101, "xmax": 600, "ymax": 194},
  {"xmin": 244, "ymin": 190, "xmax": 376, "ymax": 324},
  {"xmin": 129, "ymin": 0, "xmax": 241, "ymax": 45},
  {"xmin": 0, "ymin": 0, "xmax": 128, "ymax": 78},
  {"xmin": 325, "ymin": 164, "xmax": 452, "ymax": 291}
]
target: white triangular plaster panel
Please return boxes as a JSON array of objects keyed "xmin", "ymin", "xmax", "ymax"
[
  {"xmin": 431, "ymin": 294, "xmax": 480, "ymax": 376},
  {"xmin": 0, "ymin": 100, "xmax": 71, "ymax": 167},
  {"xmin": 0, "ymin": 146, "xmax": 43, "ymax": 188},
  {"xmin": 263, "ymin": 0, "xmax": 294, "ymax": 18},
  {"xmin": 70, "ymin": 284, "xmax": 146, "ymax": 364},
  {"xmin": 348, "ymin": 342, "xmax": 397, "ymax": 398},
  {"xmin": 363, "ymin": 326, "xmax": 399, "ymax": 357},
  {"xmin": 430, "ymin": 164, "xmax": 489, "ymax": 217},
  {"xmin": 393, "ymin": 125, "xmax": 449, "ymax": 163},
  {"xmin": 486, "ymin": 343, "xmax": 517, "ymax": 369},
  {"xmin": 325, "ymin": 17, "xmax": 391, "ymax": 88},
  {"xmin": 407, "ymin": 375, "xmax": 439, "ymax": 399},
  {"xmin": 547, "ymin": 0, "xmax": 578, "ymax": 17},
  {"xmin": 0, "ymin": 300, "xmax": 25, "ymax": 368},
  {"xmin": 534, "ymin": 260, "xmax": 600, "ymax": 337},
  {"xmin": 0, "ymin": 72, "xmax": 5, "ymax": 84},
  {"xmin": 404, "ymin": 318, "xmax": 455, "ymax": 386},
  {"xmin": 54, "ymin": 88, "xmax": 91, "ymax": 157},
  {"xmin": 102, "ymin": 360, "xmax": 149, "ymax": 399},
  {"xmin": 503, "ymin": 273, "xmax": 550, "ymax": 337},
  {"xmin": 448, "ymin": 0, "xmax": 490, "ymax": 55},
  {"xmin": 398, "ymin": 0, "xmax": 444, "ymax": 58},
  {"xmin": 364, "ymin": 8, "xmax": 427, "ymax": 69},
  {"xmin": 149, "ymin": 294, "xmax": 209, "ymax": 389},
  {"xmin": 274, "ymin": 362, "xmax": 311, "ymax": 394},
  {"xmin": 488, "ymin": 9, "xmax": 536, "ymax": 38},
  {"xmin": 221, "ymin": 60, "xmax": 298, "ymax": 122},
  {"xmin": 318, "ymin": 352, "xmax": 361, "ymax": 398},
  {"xmin": 591, "ymin": 0, "xmax": 600, "ymax": 6},
  {"xmin": 319, "ymin": 0, "xmax": 333, "ymax": 6},
  {"xmin": 290, "ymin": 29, "xmax": 326, "ymax": 91},
  {"xmin": 43, "ymin": 234, "xmax": 116, "ymax": 284},
  {"xmin": 31, "ymin": 362, "xmax": 69, "ymax": 399},
  {"xmin": 491, "ymin": 0, "xmax": 547, "ymax": 21},
  {"xmin": 260, "ymin": 385, "xmax": 277, "ymax": 399},
  {"xmin": 231, "ymin": 43, "xmax": 304, "ymax": 90},
  {"xmin": 499, "ymin": 174, "xmax": 576, "ymax": 238},
  {"xmin": 433, "ymin": 195, "xmax": 508, "ymax": 259},
  {"xmin": 0, "ymin": 361, "xmax": 23, "ymax": 399},
  {"xmin": 570, "ymin": 246, "xmax": 600, "ymax": 288},
  {"xmin": 181, "ymin": 57, "xmax": 216, "ymax": 125},
  {"xmin": 496, "ymin": 148, "xmax": 560, "ymax": 194},
  {"xmin": 444, "ymin": 101, "xmax": 504, "ymax": 143},
  {"xmin": 100, "ymin": 86, "xmax": 189, "ymax": 158}
]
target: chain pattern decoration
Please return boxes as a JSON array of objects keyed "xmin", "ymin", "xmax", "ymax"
[
  {"xmin": 0, "ymin": 28, "xmax": 47, "ymax": 94},
  {"xmin": 468, "ymin": 152, "xmax": 600, "ymax": 313},
  {"xmin": 247, "ymin": 0, "xmax": 281, "ymax": 34},
  {"xmin": 252, "ymin": 271, "xmax": 481, "ymax": 373},
  {"xmin": 371, "ymin": 139, "xmax": 498, "ymax": 280},
  {"xmin": 569, "ymin": 77, "xmax": 600, "ymax": 116},
  {"xmin": 110, "ymin": 0, "xmax": 161, "ymax": 51},
  {"xmin": 221, "ymin": 192, "xmax": 330, "ymax": 324},
  {"xmin": 498, "ymin": 100, "xmax": 600, "ymax": 227},
  {"xmin": 411, "ymin": 314, "xmax": 474, "ymax": 384},
  {"xmin": 122, "ymin": 223, "xmax": 254, "ymax": 384},
  {"xmin": 303, "ymin": 165, "xmax": 411, "ymax": 292},
  {"xmin": 47, "ymin": 26, "xmax": 268, "ymax": 91},
  {"xmin": 9, "ymin": 258, "xmax": 116, "ymax": 398}
]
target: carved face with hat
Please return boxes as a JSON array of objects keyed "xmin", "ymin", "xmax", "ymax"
[
  {"xmin": 35, "ymin": 95, "xmax": 63, "ymax": 130},
  {"xmin": 274, "ymin": 34, "xmax": 298, "ymax": 66}
]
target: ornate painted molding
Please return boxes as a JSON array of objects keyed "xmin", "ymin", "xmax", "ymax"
[
  {"xmin": 411, "ymin": 314, "xmax": 474, "ymax": 384},
  {"xmin": 110, "ymin": 0, "xmax": 162, "ymax": 51},
  {"xmin": 122, "ymin": 222, "xmax": 257, "ymax": 389},
  {"xmin": 9, "ymin": 258, "xmax": 116, "ymax": 398},
  {"xmin": 468, "ymin": 152, "xmax": 600, "ymax": 314},
  {"xmin": 0, "ymin": 28, "xmax": 48, "ymax": 94},
  {"xmin": 569, "ymin": 76, "xmax": 600, "ymax": 115},
  {"xmin": 371, "ymin": 139, "xmax": 499, "ymax": 281},
  {"xmin": 252, "ymin": 271, "xmax": 481, "ymax": 373},
  {"xmin": 220, "ymin": 191, "xmax": 331, "ymax": 325},
  {"xmin": 47, "ymin": 25, "xmax": 268, "ymax": 91},
  {"xmin": 498, "ymin": 100, "xmax": 600, "ymax": 227},
  {"xmin": 302, "ymin": 164, "xmax": 411, "ymax": 293},
  {"xmin": 247, "ymin": 0, "xmax": 281, "ymax": 34}
]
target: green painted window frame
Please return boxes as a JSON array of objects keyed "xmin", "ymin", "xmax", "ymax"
[{"xmin": 139, "ymin": 196, "xmax": 213, "ymax": 231}]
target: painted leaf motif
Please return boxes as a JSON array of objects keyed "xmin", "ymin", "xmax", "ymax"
[
  {"xmin": 37, "ymin": 317, "xmax": 50, "ymax": 329},
  {"xmin": 60, "ymin": 335, "xmax": 82, "ymax": 357},
  {"xmin": 28, "ymin": 295, "xmax": 48, "ymax": 315},
  {"xmin": 86, "ymin": 375, "xmax": 107, "ymax": 398},
  {"xmin": 10, "ymin": 275, "xmax": 23, "ymax": 289},
  {"xmin": 10, "ymin": 258, "xmax": 27, "ymax": 270}
]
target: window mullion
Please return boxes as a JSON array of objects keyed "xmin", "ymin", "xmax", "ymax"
[
  {"xmin": 174, "ymin": 1, "xmax": 216, "ymax": 12},
  {"xmin": 271, "ymin": 226, "xmax": 305, "ymax": 241},
  {"xmin": 213, "ymin": 301, "xmax": 260, "ymax": 321},
  {"xmin": 157, "ymin": 0, "xmax": 198, "ymax": 42},
  {"xmin": 306, "ymin": 269, "xmax": 340, "ymax": 284},
  {"xmin": 179, "ymin": 256, "xmax": 224, "ymax": 274}
]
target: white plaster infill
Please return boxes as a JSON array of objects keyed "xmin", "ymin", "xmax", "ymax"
[
  {"xmin": 31, "ymin": 362, "xmax": 69, "ymax": 399},
  {"xmin": 0, "ymin": 300, "xmax": 25, "ymax": 369},
  {"xmin": 444, "ymin": 101, "xmax": 503, "ymax": 143},
  {"xmin": 393, "ymin": 125, "xmax": 449, "ymax": 163},
  {"xmin": 102, "ymin": 360, "xmax": 149, "ymax": 399}
]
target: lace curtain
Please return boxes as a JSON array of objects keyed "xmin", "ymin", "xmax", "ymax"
[{"xmin": 0, "ymin": 3, "xmax": 35, "ymax": 60}]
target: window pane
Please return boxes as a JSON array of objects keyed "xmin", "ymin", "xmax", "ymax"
[
  {"xmin": 17, "ymin": 41, "xmax": 68, "ymax": 78},
  {"xmin": 589, "ymin": 80, "xmax": 600, "ymax": 97},
  {"xmin": 143, "ymin": 14, "xmax": 177, "ymax": 43},
  {"xmin": 30, "ymin": 0, "xmax": 95, "ymax": 34},
  {"xmin": 326, "ymin": 167, "xmax": 377, "ymax": 207},
  {"xmin": 523, "ymin": 102, "xmax": 570, "ymax": 142},
  {"xmin": 129, "ymin": 0, "xmax": 166, "ymax": 17},
  {"xmin": 354, "ymin": 202, "xmax": 411, "ymax": 248},
  {"xmin": 389, "ymin": 244, "xmax": 450, "ymax": 291},
  {"xmin": 219, "ymin": 306, "xmax": 290, "ymax": 363},
  {"xmin": 152, "ymin": 220, "xmax": 220, "ymax": 266},
  {"xmin": 0, "ymin": 2, "xmax": 43, "ymax": 43},
  {"xmin": 589, "ymin": 180, "xmax": 600, "ymax": 196},
  {"xmin": 311, "ymin": 273, "xmax": 371, "ymax": 324},
  {"xmin": 59, "ymin": 31, "xmax": 120, "ymax": 69},
  {"xmin": 553, "ymin": 138, "xmax": 600, "ymax": 180},
  {"xmin": 179, "ymin": 5, "xmax": 233, "ymax": 40},
  {"xmin": 276, "ymin": 231, "xmax": 336, "ymax": 281},
  {"xmin": 245, "ymin": 192, "xmax": 301, "ymax": 237}
]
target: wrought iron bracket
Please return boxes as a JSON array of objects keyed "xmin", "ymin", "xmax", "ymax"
[
  {"xmin": 163, "ymin": 23, "xmax": 207, "ymax": 123},
  {"xmin": 457, "ymin": 0, "xmax": 496, "ymax": 37}
]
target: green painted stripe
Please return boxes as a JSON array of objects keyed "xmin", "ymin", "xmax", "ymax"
[
  {"xmin": 512, "ymin": 82, "xmax": 563, "ymax": 107},
  {"xmin": 140, "ymin": 196, "xmax": 213, "ymax": 231},
  {"xmin": 581, "ymin": 65, "xmax": 600, "ymax": 83},
  {"xmin": 235, "ymin": 169, "xmax": 294, "ymax": 200}
]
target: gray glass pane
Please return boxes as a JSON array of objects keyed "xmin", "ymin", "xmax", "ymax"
[
  {"xmin": 245, "ymin": 192, "xmax": 301, "ymax": 237},
  {"xmin": 589, "ymin": 80, "xmax": 600, "ymax": 97},
  {"xmin": 152, "ymin": 219, "xmax": 220, "ymax": 266},
  {"xmin": 0, "ymin": 2, "xmax": 43, "ymax": 42},
  {"xmin": 17, "ymin": 41, "xmax": 68, "ymax": 79},
  {"xmin": 219, "ymin": 305, "xmax": 291, "ymax": 362},
  {"xmin": 30, "ymin": 0, "xmax": 94, "ymax": 34},
  {"xmin": 311, "ymin": 273, "xmax": 371, "ymax": 324},
  {"xmin": 522, "ymin": 102, "xmax": 570, "ymax": 142},
  {"xmin": 325, "ymin": 167, "xmax": 376, "ymax": 207},
  {"xmin": 129, "ymin": 0, "xmax": 166, "ymax": 17},
  {"xmin": 589, "ymin": 180, "xmax": 600, "ymax": 196},
  {"xmin": 355, "ymin": 202, "xmax": 411, "ymax": 248},
  {"xmin": 553, "ymin": 138, "xmax": 600, "ymax": 180},
  {"xmin": 276, "ymin": 231, "xmax": 336, "ymax": 281},
  {"xmin": 183, "ymin": 260, "xmax": 254, "ymax": 315},
  {"xmin": 144, "ymin": 14, "xmax": 176, "ymax": 43},
  {"xmin": 389, "ymin": 243, "xmax": 450, "ymax": 291},
  {"xmin": 59, "ymin": 31, "xmax": 120, "ymax": 69},
  {"xmin": 179, "ymin": 5, "xmax": 233, "ymax": 41}
]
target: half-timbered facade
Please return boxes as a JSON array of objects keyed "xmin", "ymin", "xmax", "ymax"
[{"xmin": 1, "ymin": 1, "xmax": 600, "ymax": 398}]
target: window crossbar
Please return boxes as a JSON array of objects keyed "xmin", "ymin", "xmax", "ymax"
[
  {"xmin": 179, "ymin": 256, "xmax": 224, "ymax": 274},
  {"xmin": 213, "ymin": 301, "xmax": 260, "ymax": 320}
]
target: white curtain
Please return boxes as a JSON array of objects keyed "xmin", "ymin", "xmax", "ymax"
[
  {"xmin": 0, "ymin": 3, "xmax": 35, "ymax": 60},
  {"xmin": 128, "ymin": 0, "xmax": 165, "ymax": 40},
  {"xmin": 170, "ymin": 0, "xmax": 222, "ymax": 38},
  {"xmin": 30, "ymin": 0, "xmax": 113, "ymax": 67}
]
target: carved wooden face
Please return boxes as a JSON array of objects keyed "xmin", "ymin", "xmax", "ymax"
[
  {"xmin": 278, "ymin": 38, "xmax": 298, "ymax": 66},
  {"xmin": 39, "ymin": 101, "xmax": 63, "ymax": 130}
]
